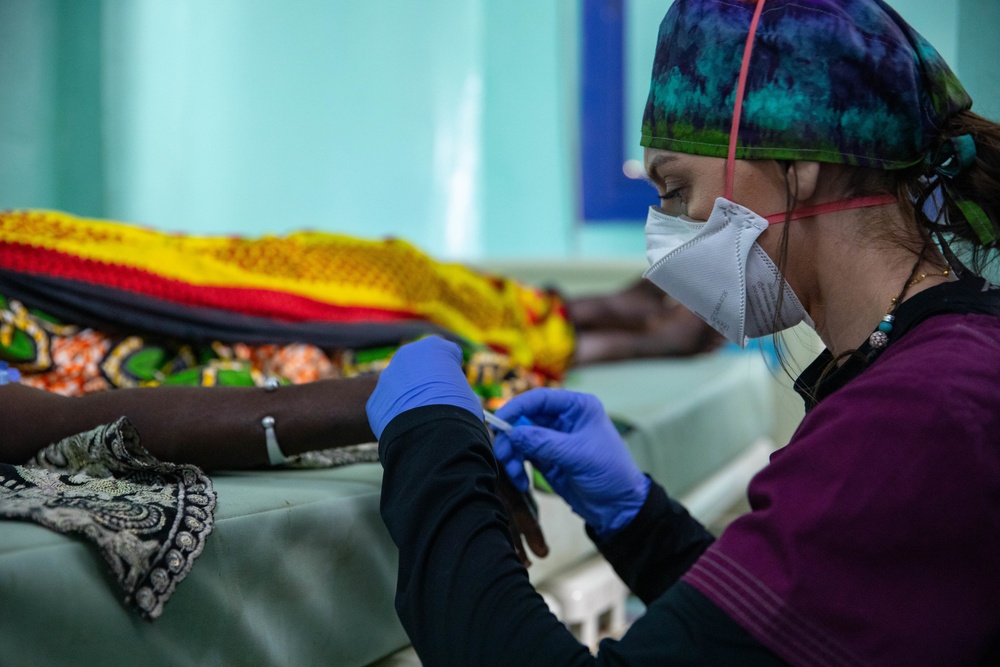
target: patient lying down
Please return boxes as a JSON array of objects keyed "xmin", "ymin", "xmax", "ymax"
[
  {"xmin": 0, "ymin": 209, "xmax": 720, "ymax": 467},
  {"xmin": 0, "ymin": 209, "xmax": 721, "ymax": 567}
]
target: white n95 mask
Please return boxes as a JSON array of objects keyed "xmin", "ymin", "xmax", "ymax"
[{"xmin": 643, "ymin": 197, "xmax": 813, "ymax": 347}]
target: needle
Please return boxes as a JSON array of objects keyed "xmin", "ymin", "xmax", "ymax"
[{"xmin": 483, "ymin": 410, "xmax": 513, "ymax": 433}]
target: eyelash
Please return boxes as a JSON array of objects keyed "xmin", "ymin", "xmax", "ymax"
[{"xmin": 659, "ymin": 188, "xmax": 684, "ymax": 202}]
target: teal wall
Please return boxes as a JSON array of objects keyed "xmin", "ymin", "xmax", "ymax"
[
  {"xmin": 0, "ymin": 0, "xmax": 996, "ymax": 261},
  {"xmin": 0, "ymin": 0, "xmax": 104, "ymax": 216},
  {"xmin": 958, "ymin": 0, "xmax": 1000, "ymax": 123},
  {"xmin": 100, "ymin": 0, "xmax": 491, "ymax": 253}
]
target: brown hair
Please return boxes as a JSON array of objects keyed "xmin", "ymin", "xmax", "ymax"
[
  {"xmin": 770, "ymin": 110, "xmax": 1000, "ymax": 391},
  {"xmin": 847, "ymin": 110, "xmax": 1000, "ymax": 275}
]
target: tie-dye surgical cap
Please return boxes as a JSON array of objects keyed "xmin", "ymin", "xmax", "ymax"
[{"xmin": 641, "ymin": 0, "xmax": 973, "ymax": 169}]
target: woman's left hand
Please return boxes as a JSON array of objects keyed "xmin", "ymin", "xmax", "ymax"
[
  {"xmin": 366, "ymin": 335, "xmax": 548, "ymax": 566},
  {"xmin": 365, "ymin": 336, "xmax": 483, "ymax": 438}
]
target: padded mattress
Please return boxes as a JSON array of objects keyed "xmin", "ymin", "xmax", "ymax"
[{"xmin": 1, "ymin": 465, "xmax": 408, "ymax": 666}]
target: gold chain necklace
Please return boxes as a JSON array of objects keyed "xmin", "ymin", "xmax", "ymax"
[{"xmin": 869, "ymin": 268, "xmax": 950, "ymax": 349}]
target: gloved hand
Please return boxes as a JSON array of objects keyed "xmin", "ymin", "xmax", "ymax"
[
  {"xmin": 493, "ymin": 388, "xmax": 651, "ymax": 539},
  {"xmin": 366, "ymin": 336, "xmax": 482, "ymax": 439}
]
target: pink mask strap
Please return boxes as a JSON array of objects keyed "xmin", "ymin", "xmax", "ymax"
[
  {"xmin": 723, "ymin": 3, "xmax": 895, "ymax": 224},
  {"xmin": 763, "ymin": 194, "xmax": 897, "ymax": 225},
  {"xmin": 725, "ymin": 0, "xmax": 767, "ymax": 201}
]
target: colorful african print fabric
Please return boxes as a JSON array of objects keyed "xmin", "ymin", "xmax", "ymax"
[
  {"xmin": 0, "ymin": 210, "xmax": 574, "ymax": 405},
  {"xmin": 642, "ymin": 0, "xmax": 972, "ymax": 169}
]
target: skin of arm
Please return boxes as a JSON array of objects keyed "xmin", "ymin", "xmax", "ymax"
[
  {"xmin": 0, "ymin": 378, "xmax": 547, "ymax": 562},
  {"xmin": 0, "ymin": 377, "xmax": 377, "ymax": 469}
]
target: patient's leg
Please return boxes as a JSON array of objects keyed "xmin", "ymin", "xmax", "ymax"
[
  {"xmin": 567, "ymin": 280, "xmax": 723, "ymax": 365},
  {"xmin": 568, "ymin": 278, "xmax": 673, "ymax": 332}
]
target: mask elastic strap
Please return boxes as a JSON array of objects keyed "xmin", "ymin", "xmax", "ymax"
[
  {"xmin": 762, "ymin": 194, "xmax": 897, "ymax": 225},
  {"xmin": 724, "ymin": 2, "xmax": 895, "ymax": 223},
  {"xmin": 725, "ymin": 0, "xmax": 767, "ymax": 201}
]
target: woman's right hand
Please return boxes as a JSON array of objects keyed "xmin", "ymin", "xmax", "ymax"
[{"xmin": 493, "ymin": 388, "xmax": 650, "ymax": 539}]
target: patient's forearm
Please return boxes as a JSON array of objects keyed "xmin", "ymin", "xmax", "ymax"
[{"xmin": 0, "ymin": 377, "xmax": 378, "ymax": 469}]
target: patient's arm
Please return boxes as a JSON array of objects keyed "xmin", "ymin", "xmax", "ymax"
[
  {"xmin": 0, "ymin": 377, "xmax": 377, "ymax": 469},
  {"xmin": 1, "ymin": 379, "xmax": 550, "ymax": 560}
]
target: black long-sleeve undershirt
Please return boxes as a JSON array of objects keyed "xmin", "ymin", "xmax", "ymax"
[{"xmin": 378, "ymin": 405, "xmax": 785, "ymax": 666}]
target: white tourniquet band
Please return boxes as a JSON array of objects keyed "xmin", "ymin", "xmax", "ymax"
[{"xmin": 261, "ymin": 415, "xmax": 288, "ymax": 466}]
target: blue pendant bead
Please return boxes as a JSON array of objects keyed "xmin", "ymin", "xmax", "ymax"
[
  {"xmin": 868, "ymin": 266, "xmax": 947, "ymax": 355},
  {"xmin": 869, "ymin": 313, "xmax": 895, "ymax": 349},
  {"xmin": 0, "ymin": 361, "xmax": 22, "ymax": 385}
]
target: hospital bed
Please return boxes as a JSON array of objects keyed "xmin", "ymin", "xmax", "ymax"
[{"xmin": 0, "ymin": 261, "xmax": 779, "ymax": 666}]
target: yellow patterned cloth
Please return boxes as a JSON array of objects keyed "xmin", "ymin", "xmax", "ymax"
[{"xmin": 0, "ymin": 210, "xmax": 575, "ymax": 401}]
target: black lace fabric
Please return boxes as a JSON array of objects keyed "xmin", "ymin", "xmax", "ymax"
[{"xmin": 0, "ymin": 417, "xmax": 216, "ymax": 620}]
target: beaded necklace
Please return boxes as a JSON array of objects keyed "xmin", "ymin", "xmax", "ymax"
[{"xmin": 869, "ymin": 264, "xmax": 951, "ymax": 350}]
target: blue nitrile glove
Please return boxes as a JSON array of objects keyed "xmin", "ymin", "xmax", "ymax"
[
  {"xmin": 493, "ymin": 388, "xmax": 651, "ymax": 539},
  {"xmin": 366, "ymin": 336, "xmax": 483, "ymax": 439}
]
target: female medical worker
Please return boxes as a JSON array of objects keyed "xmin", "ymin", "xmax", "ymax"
[{"xmin": 366, "ymin": 0, "xmax": 1000, "ymax": 664}]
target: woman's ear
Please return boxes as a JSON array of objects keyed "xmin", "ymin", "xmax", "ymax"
[{"xmin": 787, "ymin": 161, "xmax": 821, "ymax": 202}]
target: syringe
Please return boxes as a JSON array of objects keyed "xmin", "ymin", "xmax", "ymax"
[{"xmin": 483, "ymin": 410, "xmax": 513, "ymax": 433}]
